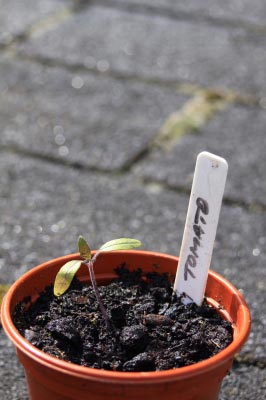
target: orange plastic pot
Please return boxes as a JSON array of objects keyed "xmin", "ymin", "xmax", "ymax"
[{"xmin": 1, "ymin": 251, "xmax": 250, "ymax": 400}]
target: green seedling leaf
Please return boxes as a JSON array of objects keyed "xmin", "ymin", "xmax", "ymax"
[
  {"xmin": 99, "ymin": 238, "xmax": 142, "ymax": 253},
  {"xmin": 78, "ymin": 235, "xmax": 91, "ymax": 260},
  {"xmin": 54, "ymin": 260, "xmax": 82, "ymax": 296}
]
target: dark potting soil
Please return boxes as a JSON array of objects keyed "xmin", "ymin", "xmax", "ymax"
[{"xmin": 12, "ymin": 264, "xmax": 233, "ymax": 372}]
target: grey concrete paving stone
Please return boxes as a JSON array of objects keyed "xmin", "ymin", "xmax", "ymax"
[
  {"xmin": 220, "ymin": 363, "xmax": 266, "ymax": 400},
  {"xmin": 0, "ymin": 152, "xmax": 265, "ymax": 361},
  {"xmin": 18, "ymin": 5, "xmax": 266, "ymax": 95},
  {"xmin": 114, "ymin": 0, "xmax": 266, "ymax": 26},
  {"xmin": 133, "ymin": 105, "xmax": 266, "ymax": 206},
  {"xmin": 0, "ymin": 152, "xmax": 187, "ymax": 284},
  {"xmin": 0, "ymin": 0, "xmax": 72, "ymax": 45},
  {"xmin": 0, "ymin": 54, "xmax": 188, "ymax": 170},
  {"xmin": 210, "ymin": 203, "xmax": 266, "ymax": 362},
  {"xmin": 0, "ymin": 331, "xmax": 28, "ymax": 400}
]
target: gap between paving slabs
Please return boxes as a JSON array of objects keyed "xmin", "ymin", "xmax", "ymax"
[
  {"xmin": 0, "ymin": 1, "xmax": 77, "ymax": 50},
  {"xmin": 5, "ymin": 0, "xmax": 266, "ymax": 41},
  {"xmin": 142, "ymin": 178, "xmax": 266, "ymax": 215},
  {"xmin": 90, "ymin": 0, "xmax": 266, "ymax": 34},
  {"xmin": 151, "ymin": 90, "xmax": 233, "ymax": 149}
]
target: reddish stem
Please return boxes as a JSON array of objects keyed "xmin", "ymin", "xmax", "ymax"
[{"xmin": 86, "ymin": 259, "xmax": 110, "ymax": 329}]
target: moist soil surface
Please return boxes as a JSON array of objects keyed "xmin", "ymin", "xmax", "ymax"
[{"xmin": 13, "ymin": 265, "xmax": 233, "ymax": 372}]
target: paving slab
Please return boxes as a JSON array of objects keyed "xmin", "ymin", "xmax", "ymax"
[
  {"xmin": 133, "ymin": 105, "xmax": 266, "ymax": 206},
  {"xmin": 0, "ymin": 0, "xmax": 72, "ymax": 45},
  {"xmin": 18, "ymin": 5, "xmax": 266, "ymax": 95},
  {"xmin": 0, "ymin": 330, "xmax": 28, "ymax": 400},
  {"xmin": 0, "ymin": 152, "xmax": 187, "ymax": 284},
  {"xmin": 0, "ymin": 55, "xmax": 188, "ymax": 170},
  {"xmin": 0, "ymin": 152, "xmax": 265, "ymax": 360},
  {"xmin": 210, "ymin": 203, "xmax": 266, "ymax": 362},
  {"xmin": 220, "ymin": 363, "xmax": 266, "ymax": 400},
  {"xmin": 116, "ymin": 0, "xmax": 266, "ymax": 26}
]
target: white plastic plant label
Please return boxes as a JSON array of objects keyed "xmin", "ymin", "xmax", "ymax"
[{"xmin": 174, "ymin": 151, "xmax": 228, "ymax": 306}]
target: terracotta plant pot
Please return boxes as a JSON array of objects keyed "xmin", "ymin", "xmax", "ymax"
[{"xmin": 1, "ymin": 251, "xmax": 250, "ymax": 400}]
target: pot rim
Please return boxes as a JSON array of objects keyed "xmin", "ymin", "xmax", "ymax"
[{"xmin": 1, "ymin": 250, "xmax": 251, "ymax": 383}]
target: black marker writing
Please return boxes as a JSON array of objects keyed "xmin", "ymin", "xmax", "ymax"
[{"xmin": 184, "ymin": 197, "xmax": 209, "ymax": 281}]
